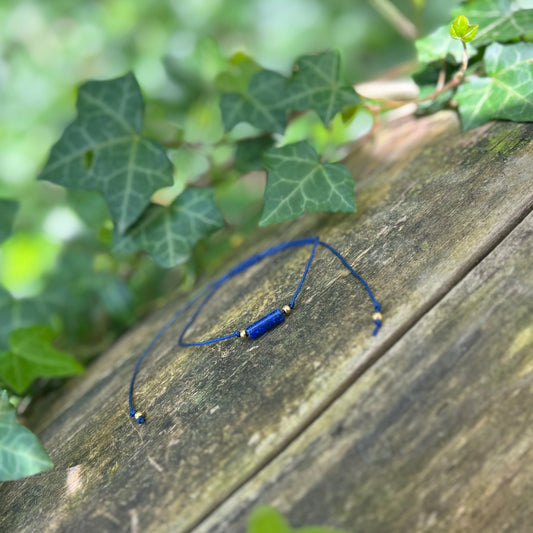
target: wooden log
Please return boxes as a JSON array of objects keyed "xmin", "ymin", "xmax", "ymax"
[{"xmin": 0, "ymin": 112, "xmax": 531, "ymax": 533}]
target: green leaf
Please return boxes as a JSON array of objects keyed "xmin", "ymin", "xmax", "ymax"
[
  {"xmin": 0, "ymin": 326, "xmax": 83, "ymax": 395},
  {"xmin": 67, "ymin": 189, "xmax": 110, "ymax": 228},
  {"xmin": 38, "ymin": 73, "xmax": 173, "ymax": 234},
  {"xmin": 285, "ymin": 50, "xmax": 360, "ymax": 126},
  {"xmin": 450, "ymin": 15, "xmax": 479, "ymax": 42},
  {"xmin": 220, "ymin": 70, "xmax": 289, "ymax": 133},
  {"xmin": 0, "ymin": 287, "xmax": 52, "ymax": 349},
  {"xmin": 113, "ymin": 188, "xmax": 224, "ymax": 268},
  {"xmin": 183, "ymin": 97, "xmax": 224, "ymax": 144},
  {"xmin": 416, "ymin": 26, "xmax": 478, "ymax": 65},
  {"xmin": 0, "ymin": 390, "xmax": 53, "ymax": 481},
  {"xmin": 163, "ymin": 55, "xmax": 209, "ymax": 106},
  {"xmin": 245, "ymin": 505, "xmax": 351, "ymax": 533},
  {"xmin": 415, "ymin": 85, "xmax": 455, "ymax": 115},
  {"xmin": 214, "ymin": 51, "xmax": 262, "ymax": 93},
  {"xmin": 0, "ymin": 199, "xmax": 18, "ymax": 244},
  {"xmin": 455, "ymin": 42, "xmax": 533, "ymax": 130},
  {"xmin": 260, "ymin": 141, "xmax": 355, "ymax": 226},
  {"xmin": 452, "ymin": 0, "xmax": 533, "ymax": 46},
  {"xmin": 246, "ymin": 506, "xmax": 291, "ymax": 533},
  {"xmin": 234, "ymin": 136, "xmax": 275, "ymax": 173},
  {"xmin": 220, "ymin": 51, "xmax": 359, "ymax": 133},
  {"xmin": 39, "ymin": 237, "xmax": 133, "ymax": 339}
]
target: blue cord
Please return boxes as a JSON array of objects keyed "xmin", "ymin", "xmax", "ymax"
[{"xmin": 128, "ymin": 237, "xmax": 382, "ymax": 424}]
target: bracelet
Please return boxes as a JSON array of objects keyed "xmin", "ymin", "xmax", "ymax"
[{"xmin": 129, "ymin": 237, "xmax": 382, "ymax": 424}]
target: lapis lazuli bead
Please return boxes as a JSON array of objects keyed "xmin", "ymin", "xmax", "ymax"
[{"xmin": 245, "ymin": 309, "xmax": 285, "ymax": 339}]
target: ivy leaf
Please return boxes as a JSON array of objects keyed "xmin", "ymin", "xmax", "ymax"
[
  {"xmin": 416, "ymin": 26, "xmax": 478, "ymax": 65},
  {"xmin": 415, "ymin": 85, "xmax": 455, "ymax": 115},
  {"xmin": 246, "ymin": 506, "xmax": 291, "ymax": 533},
  {"xmin": 450, "ymin": 15, "xmax": 479, "ymax": 42},
  {"xmin": 0, "ymin": 287, "xmax": 52, "ymax": 349},
  {"xmin": 234, "ymin": 136, "xmax": 275, "ymax": 173},
  {"xmin": 285, "ymin": 50, "xmax": 360, "ymax": 126},
  {"xmin": 38, "ymin": 237, "xmax": 134, "ymax": 340},
  {"xmin": 67, "ymin": 189, "xmax": 110, "ymax": 228},
  {"xmin": 220, "ymin": 51, "xmax": 359, "ymax": 132},
  {"xmin": 455, "ymin": 42, "xmax": 533, "ymax": 130},
  {"xmin": 183, "ymin": 97, "xmax": 225, "ymax": 144},
  {"xmin": 38, "ymin": 73, "xmax": 173, "ymax": 234},
  {"xmin": 245, "ymin": 505, "xmax": 350, "ymax": 533},
  {"xmin": 0, "ymin": 199, "xmax": 18, "ymax": 244},
  {"xmin": 220, "ymin": 70, "xmax": 289, "ymax": 133},
  {"xmin": 0, "ymin": 326, "xmax": 83, "ymax": 395},
  {"xmin": 214, "ymin": 51, "xmax": 262, "ymax": 93},
  {"xmin": 113, "ymin": 188, "xmax": 224, "ymax": 268},
  {"xmin": 0, "ymin": 390, "xmax": 53, "ymax": 481},
  {"xmin": 260, "ymin": 141, "xmax": 355, "ymax": 226},
  {"xmin": 452, "ymin": 0, "xmax": 533, "ymax": 47}
]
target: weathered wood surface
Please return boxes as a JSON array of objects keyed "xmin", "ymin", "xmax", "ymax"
[
  {"xmin": 197, "ymin": 209, "xmax": 533, "ymax": 533},
  {"xmin": 0, "ymin": 112, "xmax": 532, "ymax": 533}
]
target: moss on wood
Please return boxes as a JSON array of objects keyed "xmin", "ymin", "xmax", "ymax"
[
  {"xmin": 0, "ymin": 113, "xmax": 531, "ymax": 533},
  {"xmin": 200, "ymin": 213, "xmax": 533, "ymax": 533}
]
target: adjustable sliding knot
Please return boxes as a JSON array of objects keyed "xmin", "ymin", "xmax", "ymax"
[{"xmin": 130, "ymin": 410, "xmax": 146, "ymax": 424}]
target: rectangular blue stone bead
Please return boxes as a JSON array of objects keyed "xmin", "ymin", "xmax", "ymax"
[{"xmin": 245, "ymin": 309, "xmax": 285, "ymax": 339}]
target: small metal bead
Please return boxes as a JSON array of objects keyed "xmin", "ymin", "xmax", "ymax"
[
  {"xmin": 134, "ymin": 411, "xmax": 144, "ymax": 420},
  {"xmin": 281, "ymin": 305, "xmax": 291, "ymax": 315},
  {"xmin": 372, "ymin": 312, "xmax": 383, "ymax": 321},
  {"xmin": 239, "ymin": 330, "xmax": 248, "ymax": 338}
]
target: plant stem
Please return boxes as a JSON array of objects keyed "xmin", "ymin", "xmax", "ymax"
[
  {"xmin": 415, "ymin": 40, "xmax": 468, "ymax": 102},
  {"xmin": 365, "ymin": 41, "xmax": 468, "ymax": 111},
  {"xmin": 367, "ymin": 0, "xmax": 418, "ymax": 40}
]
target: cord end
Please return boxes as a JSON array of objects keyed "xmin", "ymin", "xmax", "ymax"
[
  {"xmin": 130, "ymin": 410, "xmax": 146, "ymax": 424},
  {"xmin": 372, "ymin": 310, "xmax": 383, "ymax": 336}
]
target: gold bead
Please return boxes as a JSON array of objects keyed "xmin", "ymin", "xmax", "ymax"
[
  {"xmin": 282, "ymin": 305, "xmax": 291, "ymax": 315},
  {"xmin": 372, "ymin": 312, "xmax": 383, "ymax": 321},
  {"xmin": 134, "ymin": 411, "xmax": 143, "ymax": 420},
  {"xmin": 240, "ymin": 330, "xmax": 248, "ymax": 338}
]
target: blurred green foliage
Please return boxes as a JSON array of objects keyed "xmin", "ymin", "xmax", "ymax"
[{"xmin": 0, "ymin": 0, "xmax": 456, "ymax": 346}]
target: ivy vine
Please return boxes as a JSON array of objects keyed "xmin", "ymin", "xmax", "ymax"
[{"xmin": 0, "ymin": 0, "xmax": 532, "ymax": 489}]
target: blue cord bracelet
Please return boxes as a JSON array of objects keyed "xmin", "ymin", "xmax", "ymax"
[{"xmin": 129, "ymin": 237, "xmax": 382, "ymax": 424}]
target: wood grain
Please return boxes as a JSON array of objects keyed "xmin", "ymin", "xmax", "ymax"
[
  {"xmin": 0, "ymin": 113, "xmax": 531, "ymax": 533},
  {"xmin": 197, "ymin": 212, "xmax": 533, "ymax": 533}
]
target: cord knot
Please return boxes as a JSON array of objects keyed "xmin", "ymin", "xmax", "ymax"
[
  {"xmin": 130, "ymin": 410, "xmax": 146, "ymax": 424},
  {"xmin": 372, "ymin": 309, "xmax": 383, "ymax": 336}
]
